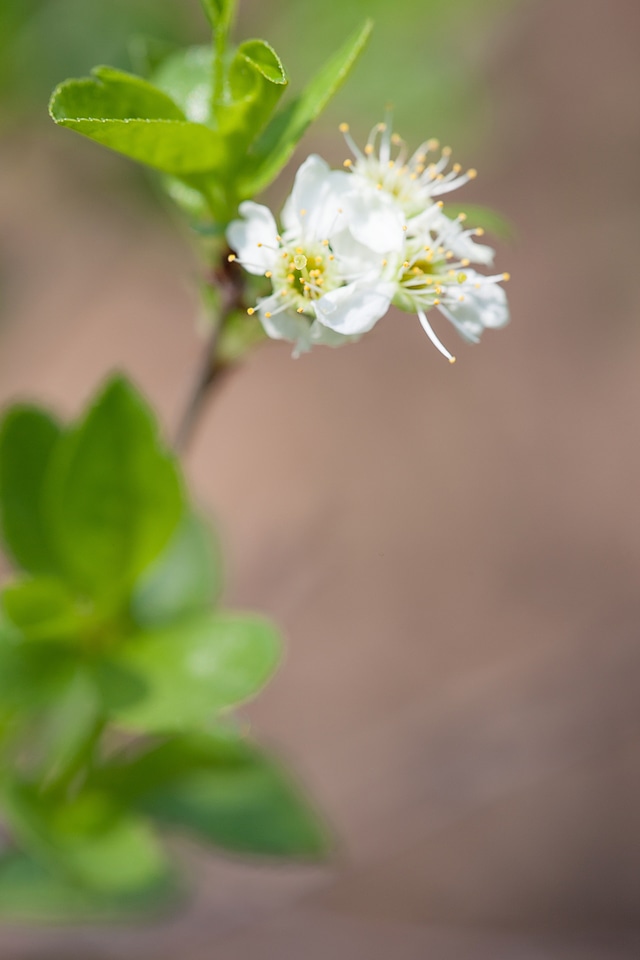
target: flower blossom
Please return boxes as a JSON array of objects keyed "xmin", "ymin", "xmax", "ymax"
[{"xmin": 227, "ymin": 120, "xmax": 511, "ymax": 362}]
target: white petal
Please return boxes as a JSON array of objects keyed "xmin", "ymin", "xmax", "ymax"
[
  {"xmin": 443, "ymin": 274, "xmax": 510, "ymax": 338},
  {"xmin": 309, "ymin": 321, "xmax": 361, "ymax": 349},
  {"xmin": 227, "ymin": 202, "xmax": 278, "ymax": 275},
  {"xmin": 331, "ymin": 229, "xmax": 388, "ymax": 275},
  {"xmin": 313, "ymin": 278, "xmax": 394, "ymax": 335},
  {"xmin": 417, "ymin": 210, "xmax": 495, "ymax": 266},
  {"xmin": 282, "ymin": 155, "xmax": 351, "ymax": 241},
  {"xmin": 344, "ymin": 185, "xmax": 406, "ymax": 254}
]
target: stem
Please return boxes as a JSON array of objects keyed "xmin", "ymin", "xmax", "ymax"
[{"xmin": 175, "ymin": 257, "xmax": 245, "ymax": 452}]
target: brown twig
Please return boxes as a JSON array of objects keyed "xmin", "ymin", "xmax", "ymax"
[{"xmin": 174, "ymin": 255, "xmax": 244, "ymax": 453}]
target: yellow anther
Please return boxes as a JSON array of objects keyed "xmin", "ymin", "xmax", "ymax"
[
  {"xmin": 427, "ymin": 139, "xmax": 439, "ymax": 151},
  {"xmin": 299, "ymin": 209, "xmax": 307, "ymax": 216},
  {"xmin": 287, "ymin": 274, "xmax": 295, "ymax": 283},
  {"xmin": 256, "ymin": 242, "xmax": 263, "ymax": 248},
  {"xmin": 433, "ymin": 298, "xmax": 440, "ymax": 305},
  {"xmin": 227, "ymin": 253, "xmax": 236, "ymax": 262},
  {"xmin": 445, "ymin": 251, "xmax": 454, "ymax": 260},
  {"xmin": 388, "ymin": 160, "xmax": 395, "ymax": 168},
  {"xmin": 376, "ymin": 183, "xmax": 383, "ymax": 190},
  {"xmin": 377, "ymin": 122, "xmax": 387, "ymax": 132},
  {"xmin": 453, "ymin": 163, "xmax": 462, "ymax": 173},
  {"xmin": 297, "ymin": 307, "xmax": 305, "ymax": 314},
  {"xmin": 461, "ymin": 258, "xmax": 470, "ymax": 267},
  {"xmin": 364, "ymin": 144, "xmax": 374, "ymax": 155},
  {"xmin": 449, "ymin": 357, "xmax": 456, "ymax": 365},
  {"xmin": 416, "ymin": 153, "xmax": 426, "ymax": 163},
  {"xmin": 247, "ymin": 307, "xmax": 255, "ymax": 315},
  {"xmin": 502, "ymin": 272, "xmax": 511, "ymax": 281},
  {"xmin": 381, "ymin": 259, "xmax": 388, "ymax": 267},
  {"xmin": 475, "ymin": 227, "xmax": 485, "ymax": 237},
  {"xmin": 409, "ymin": 173, "xmax": 417, "ymax": 181},
  {"xmin": 403, "ymin": 261, "xmax": 410, "ymax": 269},
  {"xmin": 437, "ymin": 201, "xmax": 444, "ymax": 208},
  {"xmin": 329, "ymin": 255, "xmax": 335, "ymax": 261},
  {"xmin": 265, "ymin": 311, "xmax": 272, "ymax": 318},
  {"xmin": 322, "ymin": 239, "xmax": 330, "ymax": 246},
  {"xmin": 402, "ymin": 224, "xmax": 408, "ymax": 231},
  {"xmin": 459, "ymin": 213, "xmax": 467, "ymax": 222},
  {"xmin": 458, "ymin": 295, "xmax": 465, "ymax": 302},
  {"xmin": 343, "ymin": 158, "xmax": 353, "ymax": 168},
  {"xmin": 467, "ymin": 168, "xmax": 478, "ymax": 179},
  {"xmin": 458, "ymin": 273, "xmax": 467, "ymax": 283},
  {"xmin": 275, "ymin": 235, "xmax": 282, "ymax": 242},
  {"xmin": 391, "ymin": 133, "xmax": 402, "ymax": 145},
  {"xmin": 442, "ymin": 146, "xmax": 452, "ymax": 157},
  {"xmin": 339, "ymin": 122, "xmax": 350, "ymax": 132},
  {"xmin": 265, "ymin": 271, "xmax": 272, "ymax": 278}
]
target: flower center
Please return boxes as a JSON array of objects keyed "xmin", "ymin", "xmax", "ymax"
[{"xmin": 272, "ymin": 243, "xmax": 341, "ymax": 315}]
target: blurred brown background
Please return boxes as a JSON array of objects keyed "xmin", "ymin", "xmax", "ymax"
[{"xmin": 1, "ymin": 0, "xmax": 640, "ymax": 956}]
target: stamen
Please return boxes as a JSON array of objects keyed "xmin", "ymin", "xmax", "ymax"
[{"xmin": 418, "ymin": 309, "xmax": 456, "ymax": 363}]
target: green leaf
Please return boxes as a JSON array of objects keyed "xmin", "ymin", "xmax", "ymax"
[
  {"xmin": 240, "ymin": 19, "xmax": 372, "ymax": 197},
  {"xmin": 45, "ymin": 375, "xmax": 184, "ymax": 607},
  {"xmin": 0, "ymin": 406, "xmax": 62, "ymax": 576},
  {"xmin": 1, "ymin": 577, "xmax": 81, "ymax": 642},
  {"xmin": 49, "ymin": 65, "xmax": 228, "ymax": 175},
  {"xmin": 132, "ymin": 512, "xmax": 222, "ymax": 628},
  {"xmin": 0, "ymin": 852, "xmax": 177, "ymax": 922},
  {"xmin": 152, "ymin": 45, "xmax": 214, "ymax": 124},
  {"xmin": 98, "ymin": 612, "xmax": 281, "ymax": 732},
  {"xmin": 97, "ymin": 731, "xmax": 330, "ymax": 858},
  {"xmin": 1, "ymin": 784, "xmax": 175, "ymax": 908},
  {"xmin": 214, "ymin": 40, "xmax": 288, "ymax": 163},
  {"xmin": 0, "ymin": 633, "xmax": 77, "ymax": 712}
]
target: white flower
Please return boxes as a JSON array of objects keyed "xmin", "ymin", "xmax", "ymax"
[
  {"xmin": 226, "ymin": 123, "xmax": 512, "ymax": 362},
  {"xmin": 338, "ymin": 120, "xmax": 479, "ymax": 228},
  {"xmin": 227, "ymin": 155, "xmax": 391, "ymax": 355}
]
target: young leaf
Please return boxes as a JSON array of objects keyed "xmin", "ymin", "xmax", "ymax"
[
  {"xmin": 96, "ymin": 731, "xmax": 330, "ymax": 858},
  {"xmin": 49, "ymin": 65, "xmax": 228, "ymax": 175},
  {"xmin": 239, "ymin": 19, "xmax": 373, "ymax": 197},
  {"xmin": 152, "ymin": 46, "xmax": 214, "ymax": 124},
  {"xmin": 97, "ymin": 612, "xmax": 281, "ymax": 732},
  {"xmin": 45, "ymin": 375, "xmax": 184, "ymax": 607},
  {"xmin": 200, "ymin": 0, "xmax": 237, "ymax": 31},
  {"xmin": 0, "ymin": 406, "xmax": 62, "ymax": 576},
  {"xmin": 214, "ymin": 40, "xmax": 288, "ymax": 162},
  {"xmin": 131, "ymin": 512, "xmax": 223, "ymax": 628}
]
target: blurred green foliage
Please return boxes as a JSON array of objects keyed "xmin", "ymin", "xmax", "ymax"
[
  {"xmin": 1, "ymin": 0, "xmax": 517, "ymax": 149},
  {"xmin": 0, "ymin": 376, "xmax": 328, "ymax": 922}
]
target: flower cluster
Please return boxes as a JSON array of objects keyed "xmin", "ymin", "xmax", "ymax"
[{"xmin": 227, "ymin": 121, "xmax": 510, "ymax": 361}]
